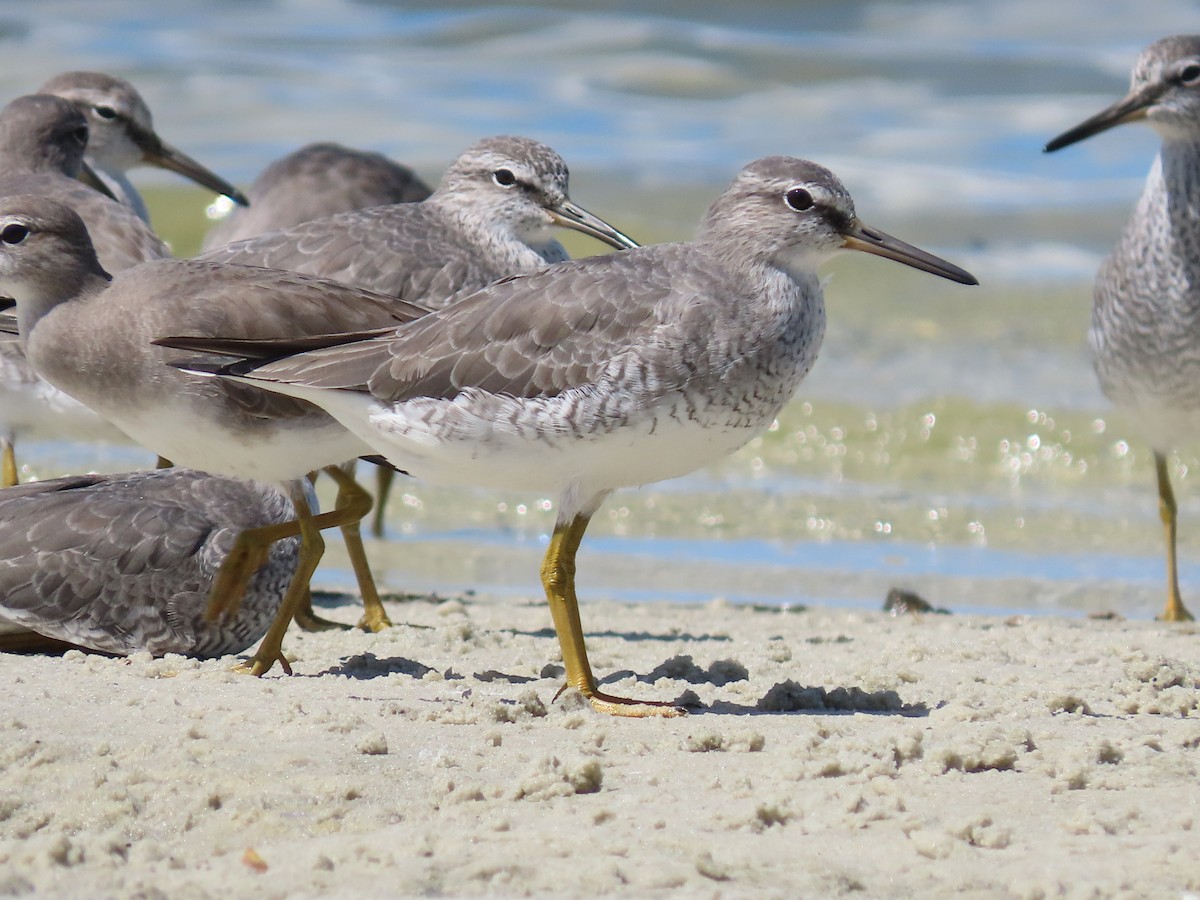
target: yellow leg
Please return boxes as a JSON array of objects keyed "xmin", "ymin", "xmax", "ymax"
[
  {"xmin": 236, "ymin": 484, "xmax": 326, "ymax": 676},
  {"xmin": 1155, "ymin": 452, "xmax": 1194, "ymax": 622},
  {"xmin": 541, "ymin": 514, "xmax": 683, "ymax": 717},
  {"xmin": 372, "ymin": 463, "xmax": 395, "ymax": 538},
  {"xmin": 289, "ymin": 468, "xmax": 350, "ymax": 632},
  {"xmin": 323, "ymin": 464, "xmax": 392, "ymax": 632},
  {"xmin": 155, "ymin": 455, "xmax": 174, "ymax": 469},
  {"xmin": 2, "ymin": 436, "xmax": 16, "ymax": 487},
  {"xmin": 204, "ymin": 517, "xmax": 304, "ymax": 623}
]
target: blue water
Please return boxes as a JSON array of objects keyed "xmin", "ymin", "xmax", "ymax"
[
  {"xmin": 3, "ymin": 1, "xmax": 1196, "ymax": 256},
  {"xmin": 6, "ymin": 1, "xmax": 1200, "ymax": 620}
]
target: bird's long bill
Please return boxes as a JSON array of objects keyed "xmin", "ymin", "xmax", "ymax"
[
  {"xmin": 1043, "ymin": 84, "xmax": 1162, "ymax": 152},
  {"xmin": 77, "ymin": 161, "xmax": 119, "ymax": 202},
  {"xmin": 841, "ymin": 220, "xmax": 978, "ymax": 285},
  {"xmin": 548, "ymin": 200, "xmax": 640, "ymax": 251},
  {"xmin": 130, "ymin": 122, "xmax": 250, "ymax": 206}
]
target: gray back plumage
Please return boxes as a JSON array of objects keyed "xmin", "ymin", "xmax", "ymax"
[
  {"xmin": 0, "ymin": 468, "xmax": 298, "ymax": 657},
  {"xmin": 202, "ymin": 141, "xmax": 432, "ymax": 250},
  {"xmin": 223, "ymin": 158, "xmax": 846, "ymax": 424}
]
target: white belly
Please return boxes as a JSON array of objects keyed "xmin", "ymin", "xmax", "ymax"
[
  {"xmin": 98, "ymin": 404, "xmax": 374, "ymax": 482},
  {"xmin": 305, "ymin": 386, "xmax": 765, "ymax": 500}
]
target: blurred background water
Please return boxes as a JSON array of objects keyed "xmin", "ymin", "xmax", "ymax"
[{"xmin": 3, "ymin": 0, "xmax": 1200, "ymax": 619}]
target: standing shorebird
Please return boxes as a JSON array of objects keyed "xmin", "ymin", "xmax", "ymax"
[
  {"xmin": 0, "ymin": 468, "xmax": 300, "ymax": 659},
  {"xmin": 38, "ymin": 71, "xmax": 248, "ymax": 224},
  {"xmin": 201, "ymin": 135, "xmax": 638, "ymax": 537},
  {"xmin": 1045, "ymin": 34, "xmax": 1200, "ymax": 622},
  {"xmin": 0, "ymin": 93, "xmax": 168, "ymax": 486},
  {"xmin": 165, "ymin": 157, "xmax": 977, "ymax": 716},
  {"xmin": 202, "ymin": 141, "xmax": 430, "ymax": 250}
]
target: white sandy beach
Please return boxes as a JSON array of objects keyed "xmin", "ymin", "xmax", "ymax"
[{"xmin": 2, "ymin": 590, "xmax": 1199, "ymax": 898}]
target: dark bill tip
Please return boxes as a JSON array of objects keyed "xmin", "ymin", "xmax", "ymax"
[
  {"xmin": 548, "ymin": 200, "xmax": 640, "ymax": 251},
  {"xmin": 842, "ymin": 221, "xmax": 978, "ymax": 286},
  {"xmin": 131, "ymin": 123, "xmax": 250, "ymax": 206},
  {"xmin": 77, "ymin": 161, "xmax": 119, "ymax": 201}
]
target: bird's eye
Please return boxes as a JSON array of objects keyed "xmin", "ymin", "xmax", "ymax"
[
  {"xmin": 492, "ymin": 168, "xmax": 517, "ymax": 187},
  {"xmin": 94, "ymin": 105, "xmax": 118, "ymax": 119},
  {"xmin": 1, "ymin": 224, "xmax": 30, "ymax": 245},
  {"xmin": 785, "ymin": 187, "xmax": 814, "ymax": 211},
  {"xmin": 1181, "ymin": 64, "xmax": 1200, "ymax": 85}
]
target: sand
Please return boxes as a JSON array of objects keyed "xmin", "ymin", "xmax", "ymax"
[{"xmin": 2, "ymin": 590, "xmax": 1200, "ymax": 899}]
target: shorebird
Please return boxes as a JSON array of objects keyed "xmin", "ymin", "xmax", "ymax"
[
  {"xmin": 0, "ymin": 93, "xmax": 168, "ymax": 486},
  {"xmin": 202, "ymin": 141, "xmax": 430, "ymax": 250},
  {"xmin": 0, "ymin": 468, "xmax": 300, "ymax": 659},
  {"xmin": 165, "ymin": 156, "xmax": 978, "ymax": 716},
  {"xmin": 0, "ymin": 194, "xmax": 441, "ymax": 674},
  {"xmin": 1044, "ymin": 34, "xmax": 1200, "ymax": 622},
  {"xmin": 200, "ymin": 140, "xmax": 434, "ymax": 535},
  {"xmin": 201, "ymin": 135, "xmax": 639, "ymax": 539},
  {"xmin": 39, "ymin": 70, "xmax": 248, "ymax": 224}
]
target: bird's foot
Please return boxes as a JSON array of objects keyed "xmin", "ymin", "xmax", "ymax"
[
  {"xmin": 1158, "ymin": 601, "xmax": 1195, "ymax": 623},
  {"xmin": 356, "ymin": 607, "xmax": 394, "ymax": 632},
  {"xmin": 555, "ymin": 684, "xmax": 687, "ymax": 718},
  {"xmin": 232, "ymin": 650, "xmax": 294, "ymax": 677}
]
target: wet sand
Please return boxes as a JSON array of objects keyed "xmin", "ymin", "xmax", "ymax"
[{"xmin": 3, "ymin": 591, "xmax": 1199, "ymax": 898}]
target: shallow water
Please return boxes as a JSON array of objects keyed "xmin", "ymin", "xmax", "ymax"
[{"xmin": 6, "ymin": 1, "xmax": 1200, "ymax": 619}]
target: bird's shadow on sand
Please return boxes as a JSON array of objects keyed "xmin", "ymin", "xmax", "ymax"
[
  {"xmin": 508, "ymin": 626, "xmax": 732, "ymax": 644},
  {"xmin": 313, "ymin": 653, "xmax": 927, "ymax": 717},
  {"xmin": 299, "ymin": 595, "xmax": 924, "ymax": 714},
  {"xmin": 687, "ymin": 695, "xmax": 930, "ymax": 718}
]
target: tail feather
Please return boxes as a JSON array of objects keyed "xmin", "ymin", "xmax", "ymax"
[{"xmin": 152, "ymin": 324, "xmax": 399, "ymax": 361}]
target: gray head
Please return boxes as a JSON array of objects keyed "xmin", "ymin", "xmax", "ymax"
[
  {"xmin": 699, "ymin": 156, "xmax": 977, "ymax": 285},
  {"xmin": 432, "ymin": 135, "xmax": 637, "ymax": 251},
  {"xmin": 1046, "ymin": 35, "xmax": 1200, "ymax": 151},
  {"xmin": 0, "ymin": 94, "xmax": 90, "ymax": 178},
  {"xmin": 39, "ymin": 70, "xmax": 248, "ymax": 205},
  {"xmin": 0, "ymin": 195, "xmax": 108, "ymax": 323}
]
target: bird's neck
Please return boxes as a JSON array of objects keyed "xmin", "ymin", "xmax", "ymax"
[
  {"xmin": 1146, "ymin": 140, "xmax": 1200, "ymax": 221},
  {"xmin": 15, "ymin": 267, "xmax": 111, "ymax": 347},
  {"xmin": 90, "ymin": 164, "xmax": 152, "ymax": 224},
  {"xmin": 439, "ymin": 200, "xmax": 563, "ymax": 272}
]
